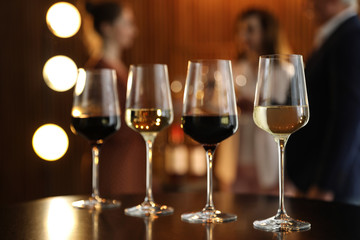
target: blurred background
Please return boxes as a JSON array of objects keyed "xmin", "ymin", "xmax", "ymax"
[{"xmin": 0, "ymin": 0, "xmax": 319, "ymax": 204}]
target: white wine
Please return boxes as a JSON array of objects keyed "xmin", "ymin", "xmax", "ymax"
[
  {"xmin": 253, "ymin": 105, "xmax": 309, "ymax": 138},
  {"xmin": 125, "ymin": 108, "xmax": 173, "ymax": 134}
]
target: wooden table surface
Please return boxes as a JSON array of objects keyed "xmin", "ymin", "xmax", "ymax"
[{"xmin": 1, "ymin": 192, "xmax": 359, "ymax": 239}]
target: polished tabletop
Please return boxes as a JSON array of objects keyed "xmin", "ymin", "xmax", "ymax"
[{"xmin": 1, "ymin": 193, "xmax": 359, "ymax": 239}]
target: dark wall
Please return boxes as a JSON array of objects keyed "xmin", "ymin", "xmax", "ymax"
[{"xmin": 0, "ymin": 0, "xmax": 89, "ymax": 203}]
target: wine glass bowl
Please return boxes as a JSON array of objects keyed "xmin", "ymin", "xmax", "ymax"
[
  {"xmin": 71, "ymin": 68, "xmax": 121, "ymax": 209},
  {"xmin": 253, "ymin": 54, "xmax": 310, "ymax": 231},
  {"xmin": 124, "ymin": 64, "xmax": 174, "ymax": 217},
  {"xmin": 181, "ymin": 59, "xmax": 238, "ymax": 223}
]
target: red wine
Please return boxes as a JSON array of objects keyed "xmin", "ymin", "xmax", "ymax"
[
  {"xmin": 71, "ymin": 116, "xmax": 120, "ymax": 142},
  {"xmin": 181, "ymin": 115, "xmax": 237, "ymax": 145}
]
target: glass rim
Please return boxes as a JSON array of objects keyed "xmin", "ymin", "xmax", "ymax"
[
  {"xmin": 188, "ymin": 59, "xmax": 231, "ymax": 63},
  {"xmin": 129, "ymin": 63, "xmax": 168, "ymax": 68},
  {"xmin": 78, "ymin": 68, "xmax": 116, "ymax": 74},
  {"xmin": 259, "ymin": 54, "xmax": 303, "ymax": 59}
]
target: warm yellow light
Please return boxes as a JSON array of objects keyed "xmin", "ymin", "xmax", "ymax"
[
  {"xmin": 46, "ymin": 2, "xmax": 81, "ymax": 38},
  {"xmin": 71, "ymin": 109, "xmax": 81, "ymax": 117},
  {"xmin": 47, "ymin": 198, "xmax": 75, "ymax": 239},
  {"xmin": 32, "ymin": 124, "xmax": 69, "ymax": 161},
  {"xmin": 235, "ymin": 75, "xmax": 247, "ymax": 87},
  {"xmin": 170, "ymin": 80, "xmax": 183, "ymax": 93},
  {"xmin": 43, "ymin": 55, "xmax": 78, "ymax": 92}
]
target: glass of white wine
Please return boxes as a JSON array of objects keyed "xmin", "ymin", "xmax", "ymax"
[
  {"xmin": 253, "ymin": 54, "xmax": 310, "ymax": 231},
  {"xmin": 124, "ymin": 64, "xmax": 174, "ymax": 217}
]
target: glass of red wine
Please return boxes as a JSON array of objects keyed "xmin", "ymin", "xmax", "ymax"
[
  {"xmin": 181, "ymin": 59, "xmax": 239, "ymax": 223},
  {"xmin": 71, "ymin": 68, "xmax": 121, "ymax": 209}
]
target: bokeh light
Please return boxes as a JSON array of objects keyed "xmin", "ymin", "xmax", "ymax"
[
  {"xmin": 43, "ymin": 55, "xmax": 78, "ymax": 92},
  {"xmin": 235, "ymin": 75, "xmax": 247, "ymax": 87},
  {"xmin": 46, "ymin": 2, "xmax": 81, "ymax": 38},
  {"xmin": 32, "ymin": 124, "xmax": 69, "ymax": 161},
  {"xmin": 170, "ymin": 80, "xmax": 183, "ymax": 93}
]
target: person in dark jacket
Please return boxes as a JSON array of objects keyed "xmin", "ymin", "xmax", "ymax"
[{"xmin": 286, "ymin": 0, "xmax": 360, "ymax": 205}]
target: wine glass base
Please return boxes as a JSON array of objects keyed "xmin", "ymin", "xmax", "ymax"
[
  {"xmin": 124, "ymin": 203, "xmax": 174, "ymax": 217},
  {"xmin": 181, "ymin": 210, "xmax": 237, "ymax": 223},
  {"xmin": 253, "ymin": 215, "xmax": 311, "ymax": 232},
  {"xmin": 72, "ymin": 197, "xmax": 121, "ymax": 210}
]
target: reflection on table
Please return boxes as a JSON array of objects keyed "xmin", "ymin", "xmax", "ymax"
[{"xmin": 1, "ymin": 193, "xmax": 359, "ymax": 239}]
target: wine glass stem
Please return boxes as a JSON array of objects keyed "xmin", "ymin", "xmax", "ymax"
[
  {"xmin": 206, "ymin": 224, "xmax": 214, "ymax": 240},
  {"xmin": 144, "ymin": 218, "xmax": 153, "ymax": 240},
  {"xmin": 91, "ymin": 144, "xmax": 101, "ymax": 201},
  {"xmin": 204, "ymin": 145, "xmax": 217, "ymax": 211},
  {"xmin": 276, "ymin": 138, "xmax": 288, "ymax": 218},
  {"xmin": 92, "ymin": 211, "xmax": 99, "ymax": 240},
  {"xmin": 144, "ymin": 137, "xmax": 155, "ymax": 205}
]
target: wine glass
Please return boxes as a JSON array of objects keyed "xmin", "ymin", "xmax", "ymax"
[
  {"xmin": 181, "ymin": 59, "xmax": 238, "ymax": 223},
  {"xmin": 71, "ymin": 68, "xmax": 121, "ymax": 209},
  {"xmin": 124, "ymin": 64, "xmax": 174, "ymax": 217},
  {"xmin": 253, "ymin": 54, "xmax": 311, "ymax": 231}
]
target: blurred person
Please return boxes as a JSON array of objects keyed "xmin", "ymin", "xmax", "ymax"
[
  {"xmin": 82, "ymin": 1, "xmax": 146, "ymax": 195},
  {"xmin": 286, "ymin": 0, "xmax": 360, "ymax": 205},
  {"xmin": 216, "ymin": 9, "xmax": 290, "ymax": 194}
]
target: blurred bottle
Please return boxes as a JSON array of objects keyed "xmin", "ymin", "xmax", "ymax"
[{"xmin": 165, "ymin": 124, "xmax": 188, "ymax": 176}]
